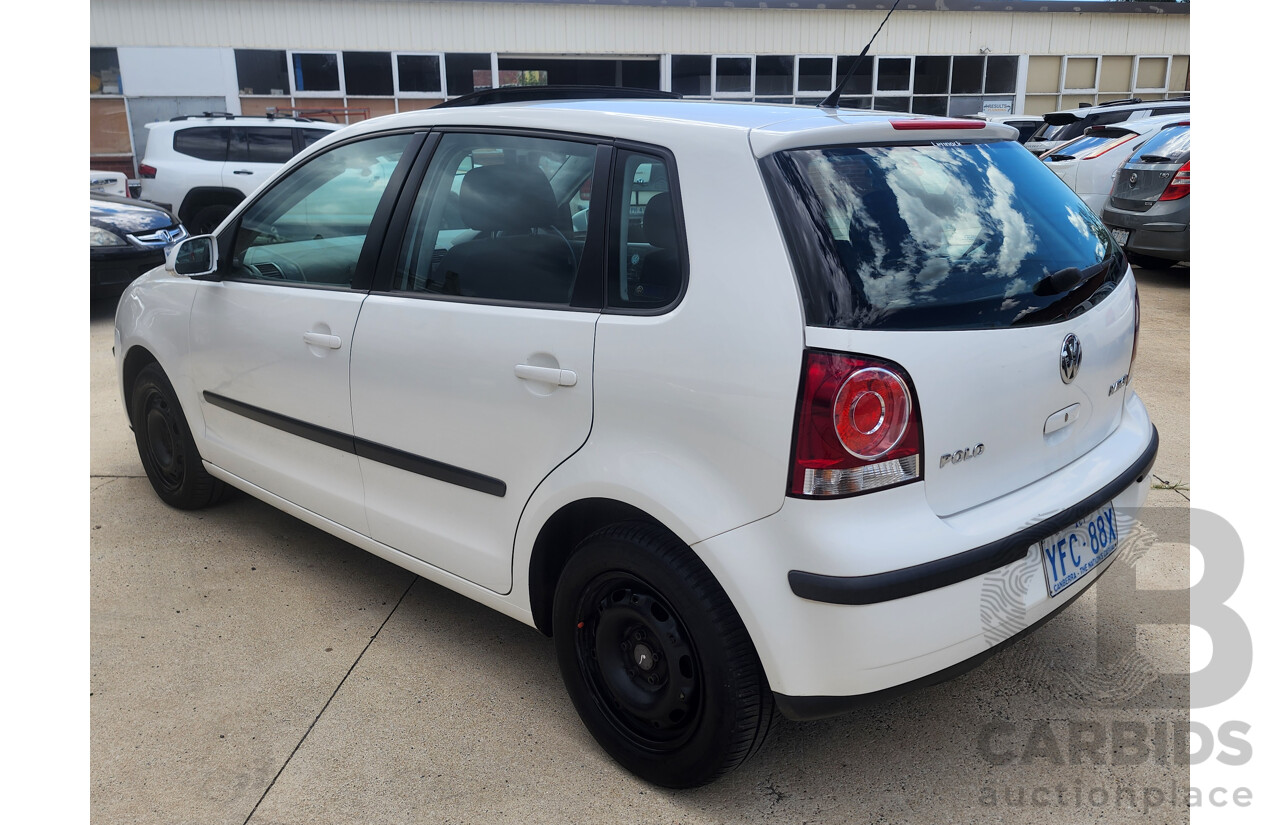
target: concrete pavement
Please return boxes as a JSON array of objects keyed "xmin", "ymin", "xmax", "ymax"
[{"xmin": 90, "ymin": 266, "xmax": 1191, "ymax": 824}]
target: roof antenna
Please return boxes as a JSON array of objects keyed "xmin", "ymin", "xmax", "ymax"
[{"xmin": 820, "ymin": 0, "xmax": 903, "ymax": 110}]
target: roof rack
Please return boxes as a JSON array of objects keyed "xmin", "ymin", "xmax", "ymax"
[
  {"xmin": 1086, "ymin": 98, "xmax": 1144, "ymax": 108},
  {"xmin": 168, "ymin": 111, "xmax": 316, "ymax": 123},
  {"xmin": 435, "ymin": 85, "xmax": 681, "ymax": 109}
]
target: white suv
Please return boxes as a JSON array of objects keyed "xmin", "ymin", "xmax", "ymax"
[
  {"xmin": 1024, "ymin": 96, "xmax": 1190, "ymax": 157},
  {"xmin": 138, "ymin": 113, "xmax": 343, "ymax": 234},
  {"xmin": 115, "ymin": 92, "xmax": 1156, "ymax": 787}
]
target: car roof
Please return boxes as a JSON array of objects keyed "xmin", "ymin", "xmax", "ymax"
[
  {"xmin": 326, "ymin": 98, "xmax": 1019, "ymax": 157},
  {"xmin": 1043, "ymin": 98, "xmax": 1190, "ymax": 122}
]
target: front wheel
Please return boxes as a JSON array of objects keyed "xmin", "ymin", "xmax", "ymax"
[
  {"xmin": 130, "ymin": 363, "xmax": 225, "ymax": 510},
  {"xmin": 552, "ymin": 523, "xmax": 775, "ymax": 787}
]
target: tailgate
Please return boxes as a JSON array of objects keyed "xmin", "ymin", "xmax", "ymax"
[{"xmin": 804, "ymin": 278, "xmax": 1137, "ymax": 517}]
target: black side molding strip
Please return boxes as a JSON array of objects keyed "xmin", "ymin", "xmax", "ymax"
[
  {"xmin": 774, "ymin": 547, "xmax": 1109, "ymax": 721},
  {"xmin": 787, "ymin": 425, "xmax": 1159, "ymax": 606},
  {"xmin": 203, "ymin": 391, "xmax": 507, "ymax": 497}
]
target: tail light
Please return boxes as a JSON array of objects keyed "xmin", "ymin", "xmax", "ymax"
[
  {"xmin": 1159, "ymin": 160, "xmax": 1190, "ymax": 200},
  {"xmin": 138, "ymin": 163, "xmax": 157, "ymax": 179},
  {"xmin": 789, "ymin": 350, "xmax": 923, "ymax": 498}
]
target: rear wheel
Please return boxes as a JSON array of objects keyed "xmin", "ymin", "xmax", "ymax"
[
  {"xmin": 552, "ymin": 522, "xmax": 774, "ymax": 787},
  {"xmin": 130, "ymin": 363, "xmax": 225, "ymax": 509}
]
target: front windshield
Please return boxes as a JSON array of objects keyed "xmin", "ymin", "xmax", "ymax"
[{"xmin": 763, "ymin": 140, "xmax": 1124, "ymax": 330}]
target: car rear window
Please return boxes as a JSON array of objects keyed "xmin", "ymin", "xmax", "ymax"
[
  {"xmin": 1128, "ymin": 123, "xmax": 1190, "ymax": 165},
  {"xmin": 762, "ymin": 140, "xmax": 1124, "ymax": 330},
  {"xmin": 1044, "ymin": 129, "xmax": 1136, "ymax": 161}
]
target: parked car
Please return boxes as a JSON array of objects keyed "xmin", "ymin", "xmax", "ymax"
[
  {"xmin": 91, "ymin": 194, "xmax": 188, "ymax": 300},
  {"xmin": 1024, "ymin": 96, "xmax": 1190, "ymax": 157},
  {"xmin": 971, "ymin": 112, "xmax": 1043, "ymax": 143},
  {"xmin": 138, "ymin": 113, "xmax": 344, "ymax": 234},
  {"xmin": 1040, "ymin": 113, "xmax": 1189, "ymax": 216},
  {"xmin": 90, "ymin": 170, "xmax": 129, "ymax": 198},
  {"xmin": 1102, "ymin": 119, "xmax": 1190, "ymax": 269},
  {"xmin": 115, "ymin": 91, "xmax": 1155, "ymax": 787}
]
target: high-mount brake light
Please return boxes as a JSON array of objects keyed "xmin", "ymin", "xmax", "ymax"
[
  {"xmin": 890, "ymin": 119, "xmax": 985, "ymax": 131},
  {"xmin": 1160, "ymin": 160, "xmax": 1190, "ymax": 200},
  {"xmin": 789, "ymin": 351, "xmax": 923, "ymax": 498}
]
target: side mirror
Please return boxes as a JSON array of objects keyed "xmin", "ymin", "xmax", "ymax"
[{"xmin": 166, "ymin": 235, "xmax": 220, "ymax": 280}]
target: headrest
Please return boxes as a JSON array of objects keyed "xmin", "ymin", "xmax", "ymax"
[
  {"xmin": 459, "ymin": 164, "xmax": 557, "ymax": 232},
  {"xmin": 642, "ymin": 191, "xmax": 678, "ymax": 250}
]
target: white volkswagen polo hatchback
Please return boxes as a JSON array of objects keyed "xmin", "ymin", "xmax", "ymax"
[{"xmin": 115, "ymin": 91, "xmax": 1156, "ymax": 787}]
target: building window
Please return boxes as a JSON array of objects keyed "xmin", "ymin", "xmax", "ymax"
[
  {"xmin": 951, "ymin": 56, "xmax": 984, "ymax": 95},
  {"xmin": 1134, "ymin": 56, "xmax": 1171, "ymax": 92},
  {"xmin": 91, "ymin": 48, "xmax": 121, "ymax": 95},
  {"xmin": 1062, "ymin": 56, "xmax": 1100, "ymax": 93},
  {"xmin": 796, "ymin": 56, "xmax": 836, "ymax": 98},
  {"xmin": 913, "ymin": 56, "xmax": 950, "ymax": 95},
  {"xmin": 671, "ymin": 55, "xmax": 711, "ymax": 96},
  {"xmin": 236, "ymin": 50, "xmax": 289, "ymax": 96},
  {"xmin": 396, "ymin": 53, "xmax": 444, "ymax": 96},
  {"xmin": 291, "ymin": 51, "xmax": 342, "ymax": 95},
  {"xmin": 985, "ymin": 56, "xmax": 1017, "ymax": 95},
  {"xmin": 754, "ymin": 55, "xmax": 794, "ymax": 97},
  {"xmin": 444, "ymin": 53, "xmax": 493, "ymax": 97},
  {"xmin": 713, "ymin": 56, "xmax": 753, "ymax": 97},
  {"xmin": 834, "ymin": 55, "xmax": 873, "ymax": 98},
  {"xmin": 875, "ymin": 57, "xmax": 912, "ymax": 94},
  {"xmin": 344, "ymin": 52, "xmax": 393, "ymax": 97}
]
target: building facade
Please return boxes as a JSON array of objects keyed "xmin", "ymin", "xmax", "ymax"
[{"xmin": 89, "ymin": 0, "xmax": 1190, "ymax": 176}]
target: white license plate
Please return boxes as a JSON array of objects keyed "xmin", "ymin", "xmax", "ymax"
[
  {"xmin": 1110, "ymin": 227, "xmax": 1130, "ymax": 246},
  {"xmin": 1040, "ymin": 502, "xmax": 1119, "ymax": 597}
]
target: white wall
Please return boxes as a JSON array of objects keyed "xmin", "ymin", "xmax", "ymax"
[
  {"xmin": 117, "ymin": 47, "xmax": 239, "ymax": 111},
  {"xmin": 93, "ymin": 1, "xmax": 1190, "ymax": 57}
]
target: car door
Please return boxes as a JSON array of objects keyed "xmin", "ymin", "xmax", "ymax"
[
  {"xmin": 349, "ymin": 132, "xmax": 606, "ymax": 593},
  {"xmin": 223, "ymin": 126, "xmax": 297, "ymax": 198},
  {"xmin": 187, "ymin": 131, "xmax": 422, "ymax": 532}
]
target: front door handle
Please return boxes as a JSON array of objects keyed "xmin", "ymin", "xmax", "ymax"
[
  {"xmin": 303, "ymin": 332, "xmax": 342, "ymax": 349},
  {"xmin": 515, "ymin": 364, "xmax": 577, "ymax": 387},
  {"xmin": 232, "ymin": 169, "xmax": 254, "ymax": 175}
]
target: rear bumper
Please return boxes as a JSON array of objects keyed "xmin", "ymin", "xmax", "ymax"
[
  {"xmin": 1103, "ymin": 201, "xmax": 1190, "ymax": 261},
  {"xmin": 692, "ymin": 394, "xmax": 1157, "ymax": 714},
  {"xmin": 788, "ymin": 426, "xmax": 1157, "ymax": 606}
]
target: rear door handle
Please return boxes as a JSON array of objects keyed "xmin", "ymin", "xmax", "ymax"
[
  {"xmin": 514, "ymin": 364, "xmax": 577, "ymax": 387},
  {"xmin": 303, "ymin": 332, "xmax": 342, "ymax": 349}
]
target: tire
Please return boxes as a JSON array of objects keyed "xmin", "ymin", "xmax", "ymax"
[
  {"xmin": 130, "ymin": 363, "xmax": 225, "ymax": 510},
  {"xmin": 552, "ymin": 522, "xmax": 775, "ymax": 787},
  {"xmin": 1126, "ymin": 251, "xmax": 1179, "ymax": 270},
  {"xmin": 190, "ymin": 203, "xmax": 233, "ymax": 235}
]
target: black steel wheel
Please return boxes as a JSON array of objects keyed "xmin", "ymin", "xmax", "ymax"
[
  {"xmin": 553, "ymin": 523, "xmax": 774, "ymax": 787},
  {"xmin": 130, "ymin": 363, "xmax": 225, "ymax": 510}
]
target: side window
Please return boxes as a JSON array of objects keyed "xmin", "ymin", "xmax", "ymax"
[
  {"xmin": 228, "ymin": 133, "xmax": 412, "ymax": 287},
  {"xmin": 229, "ymin": 127, "xmax": 296, "ymax": 163},
  {"xmin": 609, "ymin": 151, "xmax": 684, "ymax": 309},
  {"xmin": 299, "ymin": 128, "xmax": 334, "ymax": 149},
  {"xmin": 173, "ymin": 127, "xmax": 229, "ymax": 161},
  {"xmin": 393, "ymin": 132, "xmax": 597, "ymax": 307}
]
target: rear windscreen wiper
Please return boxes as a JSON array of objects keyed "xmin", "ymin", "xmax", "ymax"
[{"xmin": 1138, "ymin": 153, "xmax": 1174, "ymax": 163}]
